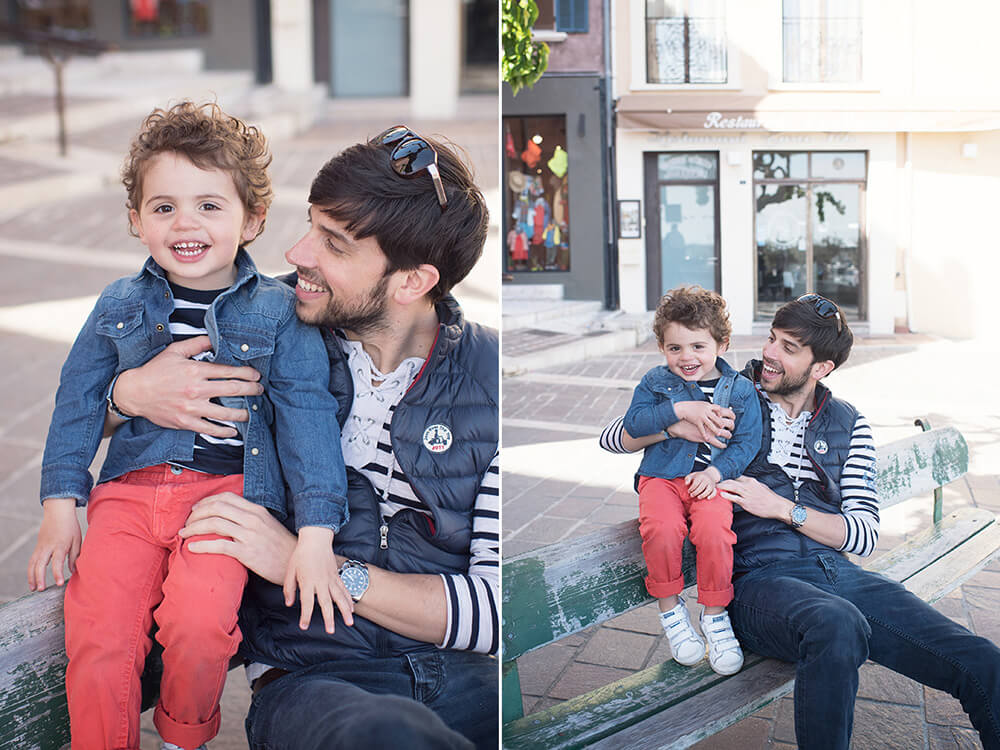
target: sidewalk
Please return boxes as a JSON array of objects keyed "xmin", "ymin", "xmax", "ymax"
[
  {"xmin": 503, "ymin": 334, "xmax": 1000, "ymax": 749},
  {"xmin": 0, "ymin": 51, "xmax": 498, "ymax": 750}
]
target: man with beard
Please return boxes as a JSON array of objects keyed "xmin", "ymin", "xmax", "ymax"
[
  {"xmin": 109, "ymin": 128, "xmax": 498, "ymax": 750},
  {"xmin": 600, "ymin": 294, "xmax": 1000, "ymax": 749}
]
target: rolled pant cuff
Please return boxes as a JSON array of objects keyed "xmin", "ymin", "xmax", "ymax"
[
  {"xmin": 696, "ymin": 585, "xmax": 734, "ymax": 608},
  {"xmin": 153, "ymin": 704, "xmax": 220, "ymax": 749},
  {"xmin": 645, "ymin": 575, "xmax": 684, "ymax": 599}
]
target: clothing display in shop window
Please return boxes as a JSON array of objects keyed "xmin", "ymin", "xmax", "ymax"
[
  {"xmin": 507, "ymin": 228, "xmax": 529, "ymax": 263},
  {"xmin": 531, "ymin": 197, "xmax": 550, "ymax": 245},
  {"xmin": 521, "ymin": 140, "xmax": 542, "ymax": 169},
  {"xmin": 505, "ymin": 129, "xmax": 518, "ymax": 159},
  {"xmin": 547, "ymin": 145, "xmax": 568, "ymax": 178},
  {"xmin": 552, "ymin": 182, "xmax": 566, "ymax": 226}
]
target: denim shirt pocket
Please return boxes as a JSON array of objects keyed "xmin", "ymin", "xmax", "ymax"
[
  {"xmin": 95, "ymin": 300, "xmax": 148, "ymax": 368},
  {"xmin": 218, "ymin": 326, "xmax": 275, "ymax": 369}
]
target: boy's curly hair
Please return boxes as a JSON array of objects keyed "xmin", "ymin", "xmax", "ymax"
[
  {"xmin": 653, "ymin": 285, "xmax": 732, "ymax": 347},
  {"xmin": 122, "ymin": 101, "xmax": 273, "ymax": 242}
]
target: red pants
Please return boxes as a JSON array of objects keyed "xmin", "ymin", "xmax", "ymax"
[
  {"xmin": 63, "ymin": 465, "xmax": 247, "ymax": 750},
  {"xmin": 637, "ymin": 475, "xmax": 736, "ymax": 607}
]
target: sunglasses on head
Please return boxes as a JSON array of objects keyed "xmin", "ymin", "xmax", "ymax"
[
  {"xmin": 370, "ymin": 125, "xmax": 448, "ymax": 210},
  {"xmin": 797, "ymin": 293, "xmax": 843, "ymax": 333}
]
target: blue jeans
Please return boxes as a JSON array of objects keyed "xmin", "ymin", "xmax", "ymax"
[
  {"xmin": 244, "ymin": 651, "xmax": 497, "ymax": 750},
  {"xmin": 730, "ymin": 553, "xmax": 1000, "ymax": 750}
]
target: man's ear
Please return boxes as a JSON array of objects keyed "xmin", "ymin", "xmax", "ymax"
[
  {"xmin": 392, "ymin": 264, "xmax": 440, "ymax": 305},
  {"xmin": 242, "ymin": 208, "xmax": 267, "ymax": 243},
  {"xmin": 810, "ymin": 359, "xmax": 836, "ymax": 381}
]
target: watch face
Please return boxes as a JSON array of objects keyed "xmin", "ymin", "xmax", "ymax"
[
  {"xmin": 791, "ymin": 504, "xmax": 808, "ymax": 526},
  {"xmin": 340, "ymin": 564, "xmax": 369, "ymax": 599}
]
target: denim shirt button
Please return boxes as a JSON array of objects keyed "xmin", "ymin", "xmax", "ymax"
[
  {"xmin": 156, "ymin": 324, "xmax": 164, "ymax": 332},
  {"xmin": 241, "ymin": 343, "xmax": 249, "ymax": 352},
  {"xmin": 251, "ymin": 404, "xmax": 258, "ymax": 411},
  {"xmin": 116, "ymin": 322, "xmax": 124, "ymax": 329},
  {"xmin": 251, "ymin": 447, "xmax": 259, "ymax": 456}
]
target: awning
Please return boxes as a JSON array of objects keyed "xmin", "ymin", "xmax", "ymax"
[{"xmin": 616, "ymin": 93, "xmax": 1000, "ymax": 133}]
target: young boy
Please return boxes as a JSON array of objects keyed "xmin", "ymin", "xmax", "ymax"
[
  {"xmin": 623, "ymin": 286, "xmax": 762, "ymax": 675},
  {"xmin": 27, "ymin": 102, "xmax": 353, "ymax": 750}
]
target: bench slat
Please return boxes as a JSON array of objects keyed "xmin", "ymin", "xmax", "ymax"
[
  {"xmin": 0, "ymin": 587, "xmax": 69, "ymax": 750},
  {"xmin": 503, "ymin": 651, "xmax": 792, "ymax": 750},
  {"xmin": 877, "ymin": 427, "xmax": 967, "ymax": 510},
  {"xmin": 898, "ymin": 521, "xmax": 1000, "ymax": 602},
  {"xmin": 586, "ymin": 659, "xmax": 797, "ymax": 750},
  {"xmin": 868, "ymin": 508, "xmax": 995, "ymax": 583}
]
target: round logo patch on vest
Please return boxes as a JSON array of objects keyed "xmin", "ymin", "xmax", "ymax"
[
  {"xmin": 422, "ymin": 424, "xmax": 453, "ymax": 453},
  {"xmin": 814, "ymin": 439, "xmax": 829, "ymax": 454}
]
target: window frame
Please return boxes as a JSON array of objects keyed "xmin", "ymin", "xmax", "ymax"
[{"xmin": 629, "ymin": 0, "xmax": 740, "ymax": 91}]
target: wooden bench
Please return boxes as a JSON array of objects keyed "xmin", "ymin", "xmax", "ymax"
[{"xmin": 501, "ymin": 422, "xmax": 1000, "ymax": 749}]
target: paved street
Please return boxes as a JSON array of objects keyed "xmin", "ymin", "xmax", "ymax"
[
  {"xmin": 503, "ymin": 334, "xmax": 1000, "ymax": 749},
  {"xmin": 0, "ymin": 65, "xmax": 498, "ymax": 749}
]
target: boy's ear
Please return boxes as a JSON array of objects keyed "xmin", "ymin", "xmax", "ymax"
[
  {"xmin": 129, "ymin": 209, "xmax": 145, "ymax": 243},
  {"xmin": 241, "ymin": 207, "xmax": 267, "ymax": 242},
  {"xmin": 391, "ymin": 264, "xmax": 441, "ymax": 306},
  {"xmin": 718, "ymin": 338, "xmax": 730, "ymax": 355}
]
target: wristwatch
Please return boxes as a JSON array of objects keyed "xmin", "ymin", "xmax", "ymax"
[
  {"xmin": 338, "ymin": 559, "xmax": 370, "ymax": 602},
  {"xmin": 790, "ymin": 503, "xmax": 808, "ymax": 529}
]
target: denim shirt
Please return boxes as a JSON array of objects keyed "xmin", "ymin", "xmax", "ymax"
[
  {"xmin": 624, "ymin": 356, "xmax": 763, "ymax": 483},
  {"xmin": 40, "ymin": 250, "xmax": 348, "ymax": 532}
]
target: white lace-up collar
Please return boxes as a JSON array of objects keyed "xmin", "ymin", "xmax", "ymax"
[{"xmin": 337, "ymin": 336, "xmax": 424, "ymax": 470}]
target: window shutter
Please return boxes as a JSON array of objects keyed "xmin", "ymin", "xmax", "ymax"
[{"xmin": 556, "ymin": 0, "xmax": 588, "ymax": 33}]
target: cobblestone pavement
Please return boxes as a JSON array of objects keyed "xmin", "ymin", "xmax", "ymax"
[
  {"xmin": 0, "ymin": 84, "xmax": 498, "ymax": 750},
  {"xmin": 503, "ymin": 336, "xmax": 1000, "ymax": 749}
]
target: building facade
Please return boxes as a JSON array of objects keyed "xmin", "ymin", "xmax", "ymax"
[{"xmin": 613, "ymin": 0, "xmax": 1000, "ymax": 338}]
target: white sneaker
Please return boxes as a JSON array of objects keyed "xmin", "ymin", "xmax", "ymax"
[
  {"xmin": 660, "ymin": 598, "xmax": 706, "ymax": 666},
  {"xmin": 701, "ymin": 610, "xmax": 744, "ymax": 675}
]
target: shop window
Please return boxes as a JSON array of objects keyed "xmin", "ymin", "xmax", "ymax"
[
  {"xmin": 645, "ymin": 0, "xmax": 727, "ymax": 84},
  {"xmin": 534, "ymin": 0, "xmax": 589, "ymax": 33},
  {"xmin": 782, "ymin": 0, "xmax": 862, "ymax": 83},
  {"xmin": 127, "ymin": 0, "xmax": 210, "ymax": 38},
  {"xmin": 503, "ymin": 116, "xmax": 570, "ymax": 273},
  {"xmin": 753, "ymin": 151, "xmax": 867, "ymax": 321},
  {"xmin": 14, "ymin": 0, "xmax": 92, "ymax": 33}
]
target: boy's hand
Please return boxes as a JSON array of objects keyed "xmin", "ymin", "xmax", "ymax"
[
  {"xmin": 283, "ymin": 527, "xmax": 355, "ymax": 633},
  {"xmin": 28, "ymin": 498, "xmax": 82, "ymax": 591},
  {"xmin": 685, "ymin": 467, "xmax": 722, "ymax": 500},
  {"xmin": 673, "ymin": 401, "xmax": 731, "ymax": 444}
]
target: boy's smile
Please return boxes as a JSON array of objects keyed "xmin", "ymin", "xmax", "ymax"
[
  {"xmin": 659, "ymin": 322, "xmax": 725, "ymax": 382},
  {"xmin": 130, "ymin": 151, "xmax": 263, "ymax": 290}
]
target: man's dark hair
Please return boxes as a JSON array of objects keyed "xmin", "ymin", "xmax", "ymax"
[
  {"xmin": 307, "ymin": 135, "xmax": 489, "ymax": 303},
  {"xmin": 773, "ymin": 296, "xmax": 854, "ymax": 369}
]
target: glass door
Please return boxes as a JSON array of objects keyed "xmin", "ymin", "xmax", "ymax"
[{"xmin": 643, "ymin": 152, "xmax": 720, "ymax": 308}]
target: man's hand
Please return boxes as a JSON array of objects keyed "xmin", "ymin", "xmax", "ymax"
[
  {"xmin": 113, "ymin": 336, "xmax": 263, "ymax": 437},
  {"xmin": 718, "ymin": 476, "xmax": 790, "ymax": 520},
  {"xmin": 667, "ymin": 405, "xmax": 735, "ymax": 448},
  {"xmin": 28, "ymin": 498, "xmax": 82, "ymax": 591},
  {"xmin": 179, "ymin": 492, "xmax": 295, "ymax": 584},
  {"xmin": 284, "ymin": 528, "xmax": 355, "ymax": 633},
  {"xmin": 685, "ymin": 467, "xmax": 721, "ymax": 499}
]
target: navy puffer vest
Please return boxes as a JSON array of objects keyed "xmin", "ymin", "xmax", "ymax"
[
  {"xmin": 239, "ymin": 293, "xmax": 498, "ymax": 665},
  {"xmin": 731, "ymin": 360, "xmax": 858, "ymax": 574}
]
